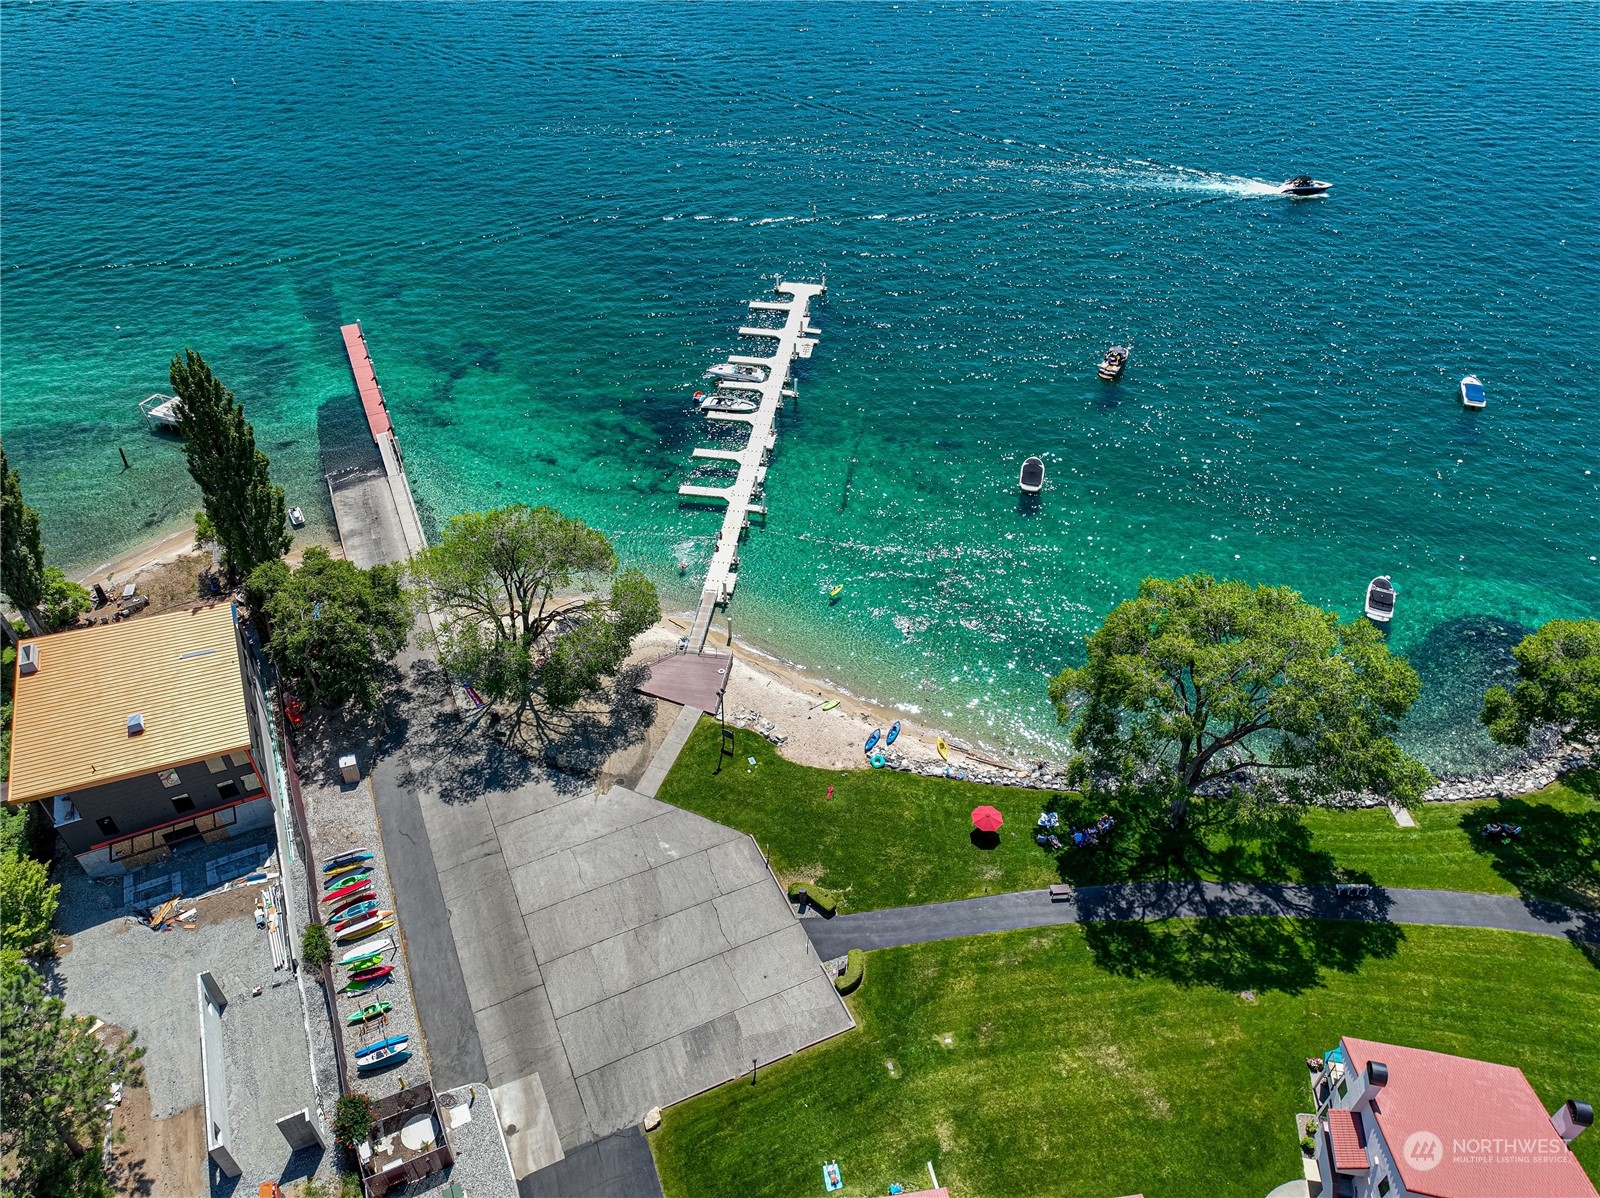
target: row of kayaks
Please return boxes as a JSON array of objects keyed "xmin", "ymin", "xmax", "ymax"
[
  {"xmin": 324, "ymin": 848, "xmax": 411, "ymax": 1071},
  {"xmin": 862, "ymin": 721, "xmax": 901, "ymax": 754}
]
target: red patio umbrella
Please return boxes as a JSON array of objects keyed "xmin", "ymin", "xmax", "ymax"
[{"xmin": 971, "ymin": 805, "xmax": 1004, "ymax": 833}]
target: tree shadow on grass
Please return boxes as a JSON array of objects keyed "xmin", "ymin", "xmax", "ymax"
[
  {"xmin": 1082, "ymin": 912, "xmax": 1406, "ymax": 995},
  {"xmin": 1041, "ymin": 788, "xmax": 1357, "ymax": 890},
  {"xmin": 1457, "ymin": 784, "xmax": 1600, "ymax": 911}
]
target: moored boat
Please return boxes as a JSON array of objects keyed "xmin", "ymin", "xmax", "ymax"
[
  {"xmin": 1365, "ymin": 575, "xmax": 1396, "ymax": 623},
  {"xmin": 1097, "ymin": 346, "xmax": 1130, "ymax": 381},
  {"xmin": 706, "ymin": 362, "xmax": 768, "ymax": 384},
  {"xmin": 698, "ymin": 395, "xmax": 759, "ymax": 414},
  {"xmin": 1019, "ymin": 455, "xmax": 1045, "ymax": 493},
  {"xmin": 1279, "ymin": 175, "xmax": 1332, "ymax": 197},
  {"xmin": 139, "ymin": 393, "xmax": 183, "ymax": 431},
  {"xmin": 288, "ymin": 506, "xmax": 306, "ymax": 529},
  {"xmin": 1460, "ymin": 375, "xmax": 1486, "ymax": 410}
]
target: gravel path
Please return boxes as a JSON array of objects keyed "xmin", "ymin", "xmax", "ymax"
[{"xmin": 803, "ymin": 881, "xmax": 1600, "ymax": 959}]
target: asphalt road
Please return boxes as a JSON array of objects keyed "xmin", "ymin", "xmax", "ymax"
[
  {"xmin": 520, "ymin": 1129, "xmax": 665, "ymax": 1198},
  {"xmin": 371, "ymin": 755, "xmax": 489, "ymax": 1092},
  {"xmin": 803, "ymin": 881, "xmax": 1599, "ymax": 959}
]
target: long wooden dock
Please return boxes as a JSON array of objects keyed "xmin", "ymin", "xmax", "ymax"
[{"xmin": 680, "ymin": 280, "xmax": 824, "ymax": 651}]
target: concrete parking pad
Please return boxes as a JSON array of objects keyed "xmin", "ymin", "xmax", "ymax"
[
  {"xmin": 491, "ymin": 1072, "xmax": 565, "ymax": 1178},
  {"xmin": 386, "ymin": 761, "xmax": 853, "ymax": 1164}
]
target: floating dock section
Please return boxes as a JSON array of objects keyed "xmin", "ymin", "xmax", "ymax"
[{"xmin": 679, "ymin": 280, "xmax": 824, "ymax": 650}]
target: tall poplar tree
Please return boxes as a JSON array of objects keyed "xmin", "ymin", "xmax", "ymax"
[
  {"xmin": 169, "ymin": 350, "xmax": 290, "ymax": 580},
  {"xmin": 0, "ymin": 444, "xmax": 47, "ymax": 634}
]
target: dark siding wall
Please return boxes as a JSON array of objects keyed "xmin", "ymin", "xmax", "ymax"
[{"xmin": 52, "ymin": 752, "xmax": 264, "ymax": 856}]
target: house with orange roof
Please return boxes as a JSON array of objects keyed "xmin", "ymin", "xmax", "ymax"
[
  {"xmin": 1311, "ymin": 1036, "xmax": 1594, "ymax": 1197},
  {"xmin": 5, "ymin": 604, "xmax": 279, "ymax": 877}
]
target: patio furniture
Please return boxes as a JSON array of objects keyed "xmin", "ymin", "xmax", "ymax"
[{"xmin": 1049, "ymin": 883, "xmax": 1074, "ymax": 902}]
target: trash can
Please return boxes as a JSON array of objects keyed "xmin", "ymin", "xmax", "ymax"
[{"xmin": 339, "ymin": 754, "xmax": 360, "ymax": 784}]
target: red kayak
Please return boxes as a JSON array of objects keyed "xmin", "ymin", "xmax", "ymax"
[
  {"xmin": 326, "ymin": 889, "xmax": 376, "ymax": 918},
  {"xmin": 348, "ymin": 964, "xmax": 394, "ymax": 985},
  {"xmin": 323, "ymin": 875, "xmax": 374, "ymax": 905}
]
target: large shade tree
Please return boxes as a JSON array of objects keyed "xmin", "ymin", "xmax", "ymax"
[
  {"xmin": 1, "ymin": 443, "xmax": 48, "ymax": 634},
  {"xmin": 248, "ymin": 547, "xmax": 411, "ymax": 710},
  {"xmin": 1481, "ymin": 618, "xmax": 1600, "ymax": 749},
  {"xmin": 411, "ymin": 505, "xmax": 660, "ymax": 714},
  {"xmin": 170, "ymin": 349, "xmax": 290, "ymax": 580},
  {"xmin": 1049, "ymin": 574, "xmax": 1431, "ymax": 816}
]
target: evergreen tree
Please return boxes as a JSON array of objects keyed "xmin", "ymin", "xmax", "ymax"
[
  {"xmin": 169, "ymin": 350, "xmax": 290, "ymax": 580},
  {"xmin": 0, "ymin": 958, "xmax": 144, "ymax": 1198},
  {"xmin": 0, "ymin": 443, "xmax": 48, "ymax": 633}
]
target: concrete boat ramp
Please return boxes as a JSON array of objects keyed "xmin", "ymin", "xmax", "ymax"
[{"xmin": 680, "ymin": 280, "xmax": 824, "ymax": 651}]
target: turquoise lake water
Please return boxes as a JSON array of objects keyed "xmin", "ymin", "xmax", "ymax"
[{"xmin": 3, "ymin": 3, "xmax": 1596, "ymax": 772}]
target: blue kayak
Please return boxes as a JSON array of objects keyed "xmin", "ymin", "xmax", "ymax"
[
  {"xmin": 354, "ymin": 1034, "xmax": 408, "ymax": 1059},
  {"xmin": 864, "ymin": 728, "xmax": 882, "ymax": 753},
  {"xmin": 885, "ymin": 720, "xmax": 901, "ymax": 746}
]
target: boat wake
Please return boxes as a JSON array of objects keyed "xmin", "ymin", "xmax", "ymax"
[{"xmin": 1118, "ymin": 160, "xmax": 1285, "ymax": 198}]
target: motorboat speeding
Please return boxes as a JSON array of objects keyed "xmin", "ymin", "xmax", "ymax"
[
  {"xmin": 1018, "ymin": 455, "xmax": 1045, "ymax": 494},
  {"xmin": 1460, "ymin": 375, "xmax": 1486, "ymax": 410},
  {"xmin": 1097, "ymin": 345, "xmax": 1130, "ymax": 380},
  {"xmin": 1279, "ymin": 175, "xmax": 1332, "ymax": 197},
  {"xmin": 1365, "ymin": 575, "xmax": 1396, "ymax": 624},
  {"xmin": 705, "ymin": 362, "xmax": 768, "ymax": 384}
]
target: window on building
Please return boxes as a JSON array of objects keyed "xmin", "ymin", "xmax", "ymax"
[
  {"xmin": 171, "ymin": 795, "xmax": 196, "ymax": 814},
  {"xmin": 159, "ymin": 769, "xmax": 181, "ymax": 788},
  {"xmin": 1378, "ymin": 1177, "xmax": 1391, "ymax": 1196},
  {"xmin": 51, "ymin": 796, "xmax": 81, "ymax": 826},
  {"xmin": 96, "ymin": 816, "xmax": 119, "ymax": 837},
  {"xmin": 216, "ymin": 779, "xmax": 240, "ymax": 801},
  {"xmin": 1337, "ymin": 1080, "xmax": 1348, "ymax": 1099}
]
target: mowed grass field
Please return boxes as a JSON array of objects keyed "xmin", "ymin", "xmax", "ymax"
[
  {"xmin": 659, "ymin": 719, "xmax": 1600, "ymax": 911},
  {"xmin": 651, "ymin": 925, "xmax": 1600, "ymax": 1198}
]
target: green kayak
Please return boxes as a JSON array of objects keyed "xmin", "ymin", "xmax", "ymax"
[{"xmin": 346, "ymin": 999, "xmax": 392, "ymax": 1025}]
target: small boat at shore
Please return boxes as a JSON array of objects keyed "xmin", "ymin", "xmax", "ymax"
[
  {"xmin": 346, "ymin": 999, "xmax": 392, "ymax": 1025},
  {"xmin": 323, "ymin": 875, "xmax": 373, "ymax": 904},
  {"xmin": 1019, "ymin": 456, "xmax": 1045, "ymax": 494},
  {"xmin": 1365, "ymin": 575, "xmax": 1396, "ymax": 624},
  {"xmin": 339, "ymin": 937, "xmax": 392, "ymax": 966},
  {"xmin": 1279, "ymin": 175, "xmax": 1332, "ymax": 197},
  {"xmin": 327, "ymin": 890, "xmax": 376, "ymax": 919},
  {"xmin": 886, "ymin": 720, "xmax": 901, "ymax": 746},
  {"xmin": 936, "ymin": 737, "xmax": 949, "ymax": 762},
  {"xmin": 1460, "ymin": 375, "xmax": 1486, "ymax": 410},
  {"xmin": 356, "ymin": 1045, "xmax": 412, "ymax": 1072},
  {"xmin": 331, "ymin": 902, "xmax": 379, "ymax": 932},
  {"xmin": 322, "ymin": 849, "xmax": 373, "ymax": 873},
  {"xmin": 336, "ymin": 913, "xmax": 395, "ymax": 943},
  {"xmin": 864, "ymin": 728, "xmax": 882, "ymax": 754},
  {"xmin": 1097, "ymin": 346, "xmax": 1130, "ymax": 381},
  {"xmin": 343, "ymin": 951, "xmax": 385, "ymax": 973},
  {"xmin": 354, "ymin": 1034, "xmax": 408, "ymax": 1060},
  {"xmin": 706, "ymin": 362, "xmax": 768, "ymax": 384},
  {"xmin": 324, "ymin": 858, "xmax": 369, "ymax": 881},
  {"xmin": 347, "ymin": 964, "xmax": 395, "ymax": 986}
]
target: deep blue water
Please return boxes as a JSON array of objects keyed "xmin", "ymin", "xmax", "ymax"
[{"xmin": 4, "ymin": 2, "xmax": 1597, "ymax": 771}]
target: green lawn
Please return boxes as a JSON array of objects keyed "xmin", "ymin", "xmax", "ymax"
[
  {"xmin": 651, "ymin": 924, "xmax": 1600, "ymax": 1198},
  {"xmin": 659, "ymin": 719, "xmax": 1600, "ymax": 910}
]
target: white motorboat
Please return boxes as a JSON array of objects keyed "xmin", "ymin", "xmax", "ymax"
[
  {"xmin": 699, "ymin": 395, "xmax": 758, "ymax": 414},
  {"xmin": 705, "ymin": 362, "xmax": 768, "ymax": 384},
  {"xmin": 139, "ymin": 393, "xmax": 183, "ymax": 431},
  {"xmin": 1018, "ymin": 456, "xmax": 1045, "ymax": 494},
  {"xmin": 1279, "ymin": 175, "xmax": 1332, "ymax": 197},
  {"xmin": 1460, "ymin": 375, "xmax": 1485, "ymax": 410},
  {"xmin": 288, "ymin": 507, "xmax": 306, "ymax": 529},
  {"xmin": 1365, "ymin": 575, "xmax": 1396, "ymax": 624}
]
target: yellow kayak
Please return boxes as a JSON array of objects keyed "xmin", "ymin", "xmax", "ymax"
[{"xmin": 936, "ymin": 737, "xmax": 949, "ymax": 761}]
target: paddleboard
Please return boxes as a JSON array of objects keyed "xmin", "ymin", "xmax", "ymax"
[{"xmin": 339, "ymin": 937, "xmax": 392, "ymax": 966}]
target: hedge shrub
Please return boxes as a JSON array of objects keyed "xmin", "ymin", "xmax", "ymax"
[
  {"xmin": 787, "ymin": 880, "xmax": 838, "ymax": 917},
  {"xmin": 301, "ymin": 922, "xmax": 332, "ymax": 968},
  {"xmin": 835, "ymin": 948, "xmax": 864, "ymax": 994}
]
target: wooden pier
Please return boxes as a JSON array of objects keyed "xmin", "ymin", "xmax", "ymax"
[{"xmin": 680, "ymin": 280, "xmax": 824, "ymax": 651}]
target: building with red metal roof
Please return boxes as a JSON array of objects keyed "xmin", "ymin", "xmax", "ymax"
[{"xmin": 1309, "ymin": 1036, "xmax": 1594, "ymax": 1197}]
